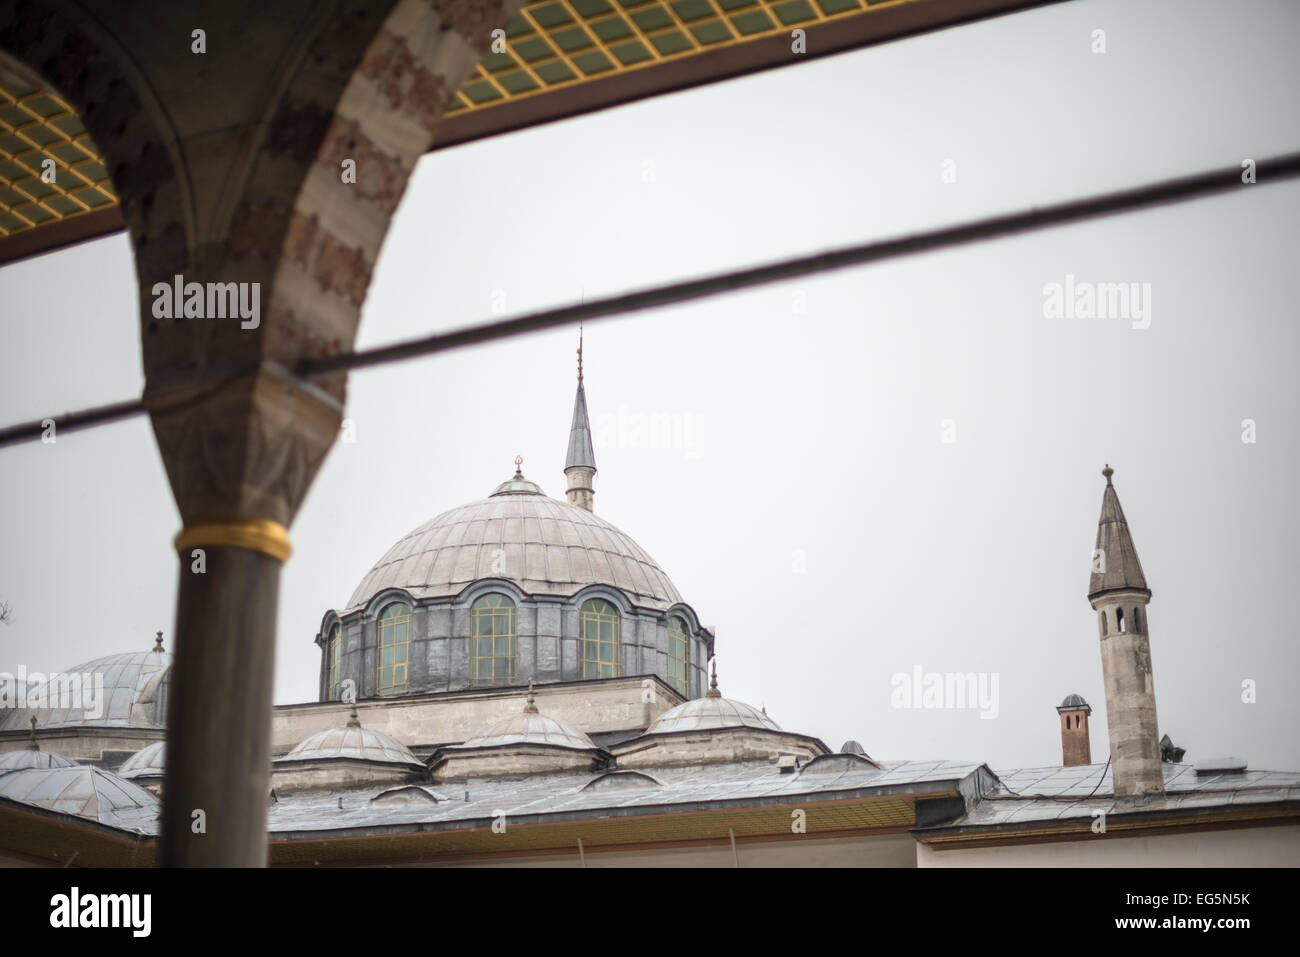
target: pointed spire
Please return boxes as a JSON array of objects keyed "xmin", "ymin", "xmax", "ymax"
[
  {"xmin": 1089, "ymin": 465, "xmax": 1150, "ymax": 599},
  {"xmin": 564, "ymin": 330, "xmax": 598, "ymax": 511},
  {"xmin": 706, "ymin": 659, "xmax": 721, "ymax": 698},
  {"xmin": 524, "ymin": 677, "xmax": 538, "ymax": 714},
  {"xmin": 153, "ymin": 631, "xmax": 164, "ymax": 654},
  {"xmin": 28, "ymin": 715, "xmax": 39, "ymax": 751},
  {"xmin": 347, "ymin": 704, "xmax": 361, "ymax": 729},
  {"xmin": 565, "ymin": 376, "xmax": 596, "ymax": 472}
]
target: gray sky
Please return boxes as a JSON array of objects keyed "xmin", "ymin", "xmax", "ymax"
[{"xmin": 1, "ymin": 0, "xmax": 1297, "ymax": 772}]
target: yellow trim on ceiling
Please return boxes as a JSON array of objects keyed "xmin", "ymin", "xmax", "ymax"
[
  {"xmin": 0, "ymin": 82, "xmax": 117, "ymax": 238},
  {"xmin": 448, "ymin": 0, "xmax": 915, "ymax": 115}
]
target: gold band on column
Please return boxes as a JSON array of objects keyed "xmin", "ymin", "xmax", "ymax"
[{"xmin": 174, "ymin": 519, "xmax": 292, "ymax": 562}]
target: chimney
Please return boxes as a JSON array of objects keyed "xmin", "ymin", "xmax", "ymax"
[
  {"xmin": 1056, "ymin": 694, "xmax": 1092, "ymax": 766},
  {"xmin": 1088, "ymin": 466, "xmax": 1164, "ymax": 799}
]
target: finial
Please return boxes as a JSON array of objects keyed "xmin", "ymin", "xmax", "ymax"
[
  {"xmin": 153, "ymin": 631, "xmax": 164, "ymax": 653},
  {"xmin": 28, "ymin": 715, "xmax": 39, "ymax": 751},
  {"xmin": 1102, "ymin": 463, "xmax": 1114, "ymax": 486},
  {"xmin": 707, "ymin": 659, "xmax": 721, "ymax": 698},
  {"xmin": 514, "ymin": 454, "xmax": 523, "ymax": 478},
  {"xmin": 577, "ymin": 324, "xmax": 584, "ymax": 383},
  {"xmin": 347, "ymin": 704, "xmax": 361, "ymax": 729},
  {"xmin": 524, "ymin": 677, "xmax": 538, "ymax": 713}
]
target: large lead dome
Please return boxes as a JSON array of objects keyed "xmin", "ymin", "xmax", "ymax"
[
  {"xmin": 346, "ymin": 474, "xmax": 682, "ymax": 612},
  {"xmin": 317, "ymin": 361, "xmax": 712, "ymax": 702}
]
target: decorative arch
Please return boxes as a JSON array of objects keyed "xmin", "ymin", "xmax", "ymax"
[{"xmin": 579, "ymin": 597, "xmax": 621, "ymax": 680}]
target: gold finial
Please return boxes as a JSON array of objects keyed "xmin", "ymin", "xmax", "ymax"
[
  {"xmin": 707, "ymin": 659, "xmax": 721, "ymax": 698},
  {"xmin": 347, "ymin": 704, "xmax": 361, "ymax": 729},
  {"xmin": 514, "ymin": 454, "xmax": 523, "ymax": 477},
  {"xmin": 153, "ymin": 631, "xmax": 164, "ymax": 653},
  {"xmin": 524, "ymin": 677, "xmax": 538, "ymax": 713},
  {"xmin": 1102, "ymin": 463, "xmax": 1114, "ymax": 486},
  {"xmin": 28, "ymin": 715, "xmax": 39, "ymax": 751},
  {"xmin": 577, "ymin": 324, "xmax": 584, "ymax": 383}
]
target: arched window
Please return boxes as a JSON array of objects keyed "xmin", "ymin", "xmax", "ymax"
[
  {"xmin": 1133, "ymin": 607, "xmax": 1142, "ymax": 633},
  {"xmin": 470, "ymin": 594, "xmax": 516, "ymax": 685},
  {"xmin": 327, "ymin": 623, "xmax": 342, "ymax": 700},
  {"xmin": 580, "ymin": 599, "xmax": 620, "ymax": 679},
  {"xmin": 377, "ymin": 601, "xmax": 411, "ymax": 695},
  {"xmin": 666, "ymin": 617, "xmax": 689, "ymax": 696},
  {"xmin": 1100, "ymin": 611, "xmax": 1107, "ymax": 636},
  {"xmin": 1117, "ymin": 608, "xmax": 1126, "ymax": 633}
]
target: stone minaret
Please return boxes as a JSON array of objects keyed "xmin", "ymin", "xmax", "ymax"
[
  {"xmin": 564, "ymin": 331, "xmax": 597, "ymax": 511},
  {"xmin": 1057, "ymin": 694, "xmax": 1092, "ymax": 766},
  {"xmin": 1088, "ymin": 465, "xmax": 1164, "ymax": 799}
]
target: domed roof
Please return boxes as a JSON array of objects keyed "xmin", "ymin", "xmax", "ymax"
[
  {"xmin": 0, "ymin": 765, "xmax": 157, "ymax": 830},
  {"xmin": 0, "ymin": 748, "xmax": 78, "ymax": 773},
  {"xmin": 646, "ymin": 694, "xmax": 781, "ymax": 735},
  {"xmin": 460, "ymin": 710, "xmax": 596, "ymax": 751},
  {"xmin": 278, "ymin": 712, "xmax": 423, "ymax": 770},
  {"xmin": 1058, "ymin": 693, "xmax": 1091, "ymax": 711},
  {"xmin": 346, "ymin": 471, "xmax": 682, "ymax": 611},
  {"xmin": 118, "ymin": 741, "xmax": 166, "ymax": 779},
  {"xmin": 0, "ymin": 645, "xmax": 171, "ymax": 731}
]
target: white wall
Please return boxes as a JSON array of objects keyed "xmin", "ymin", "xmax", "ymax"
[{"xmin": 917, "ymin": 825, "xmax": 1300, "ymax": 867}]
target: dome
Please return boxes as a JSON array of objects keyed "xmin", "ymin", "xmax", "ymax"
[
  {"xmin": 0, "ymin": 646, "xmax": 171, "ymax": 731},
  {"xmin": 278, "ymin": 721, "xmax": 423, "ymax": 770},
  {"xmin": 0, "ymin": 748, "xmax": 78, "ymax": 773},
  {"xmin": 118, "ymin": 741, "xmax": 166, "ymax": 780},
  {"xmin": 646, "ymin": 694, "xmax": 781, "ymax": 736},
  {"xmin": 346, "ymin": 474, "xmax": 682, "ymax": 611},
  {"xmin": 0, "ymin": 765, "xmax": 156, "ymax": 829},
  {"xmin": 460, "ymin": 710, "xmax": 595, "ymax": 751},
  {"xmin": 1058, "ymin": 693, "xmax": 1090, "ymax": 711}
]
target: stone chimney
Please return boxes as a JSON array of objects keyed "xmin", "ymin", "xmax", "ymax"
[
  {"xmin": 1088, "ymin": 465, "xmax": 1164, "ymax": 799},
  {"xmin": 1057, "ymin": 694, "xmax": 1092, "ymax": 766}
]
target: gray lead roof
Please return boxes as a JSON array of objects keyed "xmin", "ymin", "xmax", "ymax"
[
  {"xmin": 565, "ymin": 380, "xmax": 597, "ymax": 472},
  {"xmin": 345, "ymin": 486, "xmax": 683, "ymax": 611}
]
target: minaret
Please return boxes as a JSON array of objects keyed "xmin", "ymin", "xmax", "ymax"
[
  {"xmin": 564, "ymin": 329, "xmax": 597, "ymax": 511},
  {"xmin": 1088, "ymin": 465, "xmax": 1164, "ymax": 799}
]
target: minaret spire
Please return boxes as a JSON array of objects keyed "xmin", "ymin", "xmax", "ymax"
[
  {"xmin": 564, "ymin": 328, "xmax": 597, "ymax": 511},
  {"xmin": 1087, "ymin": 466, "xmax": 1164, "ymax": 800}
]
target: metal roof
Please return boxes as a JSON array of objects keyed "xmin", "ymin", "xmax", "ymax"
[
  {"xmin": 456, "ymin": 710, "xmax": 596, "ymax": 751},
  {"xmin": 926, "ymin": 762, "xmax": 1300, "ymax": 831},
  {"xmin": 0, "ymin": 765, "xmax": 157, "ymax": 833},
  {"xmin": 646, "ymin": 694, "xmax": 781, "ymax": 734},
  {"xmin": 0, "ymin": 647, "xmax": 171, "ymax": 731},
  {"xmin": 0, "ymin": 747, "xmax": 78, "ymax": 773},
  {"xmin": 565, "ymin": 381, "xmax": 597, "ymax": 472},
  {"xmin": 277, "ymin": 725, "xmax": 424, "ymax": 770},
  {"xmin": 1088, "ymin": 469, "xmax": 1150, "ymax": 598},
  {"xmin": 346, "ymin": 481, "xmax": 683, "ymax": 611},
  {"xmin": 117, "ymin": 741, "xmax": 166, "ymax": 780}
]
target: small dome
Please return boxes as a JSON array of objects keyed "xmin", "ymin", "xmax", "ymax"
[
  {"xmin": 0, "ymin": 748, "xmax": 78, "ymax": 773},
  {"xmin": 278, "ymin": 721, "xmax": 422, "ymax": 770},
  {"xmin": 0, "ymin": 765, "xmax": 156, "ymax": 829},
  {"xmin": 491, "ymin": 467, "xmax": 546, "ymax": 497},
  {"xmin": 461, "ymin": 710, "xmax": 595, "ymax": 751},
  {"xmin": 1058, "ymin": 693, "xmax": 1090, "ymax": 711},
  {"xmin": 646, "ymin": 694, "xmax": 781, "ymax": 735},
  {"xmin": 118, "ymin": 741, "xmax": 166, "ymax": 780},
  {"xmin": 0, "ymin": 646, "xmax": 171, "ymax": 731}
]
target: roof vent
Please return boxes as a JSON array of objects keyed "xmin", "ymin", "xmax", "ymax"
[
  {"xmin": 1194, "ymin": 757, "xmax": 1247, "ymax": 775},
  {"xmin": 775, "ymin": 753, "xmax": 800, "ymax": 773}
]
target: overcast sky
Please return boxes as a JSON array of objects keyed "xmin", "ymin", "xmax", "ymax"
[{"xmin": 1, "ymin": 0, "xmax": 1297, "ymax": 772}]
